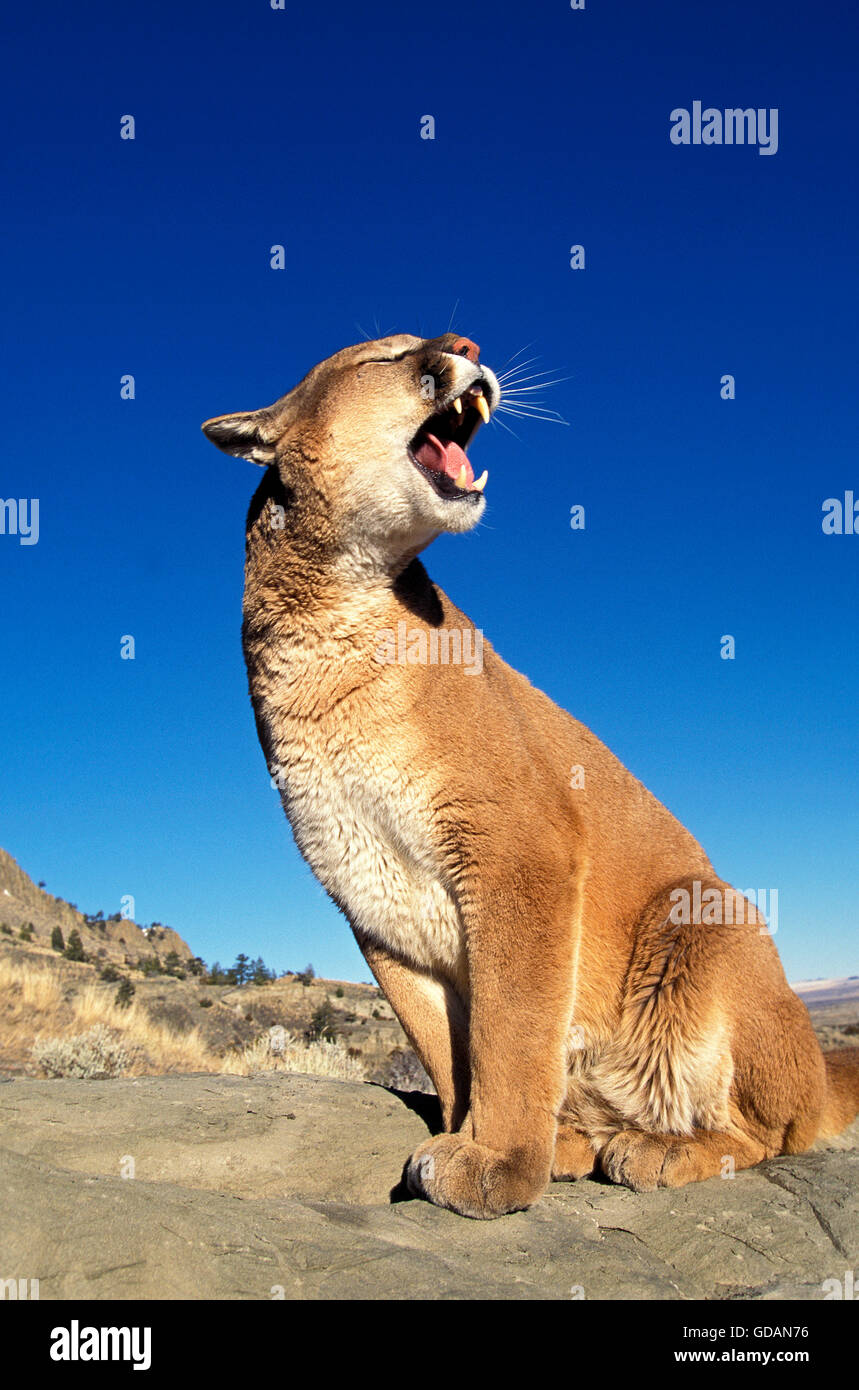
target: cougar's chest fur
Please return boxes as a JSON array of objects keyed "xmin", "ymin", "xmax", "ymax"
[{"xmin": 249, "ymin": 625, "xmax": 467, "ymax": 986}]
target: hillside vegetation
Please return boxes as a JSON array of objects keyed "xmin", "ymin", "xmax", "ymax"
[{"xmin": 0, "ymin": 848, "xmax": 427, "ymax": 1090}]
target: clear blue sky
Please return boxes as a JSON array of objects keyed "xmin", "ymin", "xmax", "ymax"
[{"xmin": 1, "ymin": 0, "xmax": 856, "ymax": 983}]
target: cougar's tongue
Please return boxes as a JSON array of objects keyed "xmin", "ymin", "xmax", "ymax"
[{"xmin": 414, "ymin": 432, "xmax": 474, "ymax": 488}]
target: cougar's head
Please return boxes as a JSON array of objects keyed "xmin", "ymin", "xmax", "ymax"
[{"xmin": 202, "ymin": 333, "xmax": 500, "ymax": 569}]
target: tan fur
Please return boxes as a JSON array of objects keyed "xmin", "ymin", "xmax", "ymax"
[{"xmin": 203, "ymin": 333, "xmax": 859, "ymax": 1218}]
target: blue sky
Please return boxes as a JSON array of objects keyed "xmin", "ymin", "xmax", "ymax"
[{"xmin": 1, "ymin": 0, "xmax": 856, "ymax": 983}]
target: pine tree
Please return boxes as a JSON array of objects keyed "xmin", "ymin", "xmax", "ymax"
[
  {"xmin": 251, "ymin": 956, "xmax": 273, "ymax": 985},
  {"xmin": 51, "ymin": 926, "xmax": 65, "ymax": 953}
]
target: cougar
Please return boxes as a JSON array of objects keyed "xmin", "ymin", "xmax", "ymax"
[{"xmin": 202, "ymin": 332, "xmax": 859, "ymax": 1218}]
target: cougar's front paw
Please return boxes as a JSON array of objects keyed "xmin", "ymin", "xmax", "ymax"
[{"xmin": 406, "ymin": 1133, "xmax": 549, "ymax": 1219}]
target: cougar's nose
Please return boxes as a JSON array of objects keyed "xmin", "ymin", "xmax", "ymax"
[{"xmin": 451, "ymin": 336, "xmax": 480, "ymax": 363}]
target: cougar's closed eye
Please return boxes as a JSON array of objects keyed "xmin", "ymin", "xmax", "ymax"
[{"xmin": 358, "ymin": 347, "xmax": 419, "ymax": 366}]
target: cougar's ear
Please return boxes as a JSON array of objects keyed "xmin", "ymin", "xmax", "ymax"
[{"xmin": 201, "ymin": 407, "xmax": 278, "ymax": 466}]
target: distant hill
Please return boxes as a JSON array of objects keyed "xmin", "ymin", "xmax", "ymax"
[
  {"xmin": 792, "ymin": 976, "xmax": 859, "ymax": 1042},
  {"xmin": 0, "ymin": 846, "xmax": 418, "ymax": 1086},
  {"xmin": 792, "ymin": 976, "xmax": 859, "ymax": 1007},
  {"xmin": 0, "ymin": 847, "xmax": 194, "ymax": 968}
]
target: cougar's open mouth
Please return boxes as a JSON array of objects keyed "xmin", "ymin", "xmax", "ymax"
[{"xmin": 408, "ymin": 383, "xmax": 491, "ymax": 502}]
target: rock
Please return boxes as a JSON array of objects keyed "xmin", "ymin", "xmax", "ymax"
[{"xmin": 0, "ymin": 1074, "xmax": 856, "ymax": 1300}]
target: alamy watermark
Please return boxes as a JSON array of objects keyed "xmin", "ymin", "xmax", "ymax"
[
  {"xmin": 822, "ymin": 1270, "xmax": 857, "ymax": 1300},
  {"xmin": 822, "ymin": 491, "xmax": 857, "ymax": 534},
  {"xmin": 669, "ymin": 882, "xmax": 778, "ymax": 935},
  {"xmin": 670, "ymin": 102, "xmax": 778, "ymax": 156},
  {"xmin": 1, "ymin": 497, "xmax": 39, "ymax": 545},
  {"xmin": 374, "ymin": 621, "xmax": 483, "ymax": 675},
  {"xmin": 1, "ymin": 1277, "xmax": 39, "ymax": 1300},
  {"xmin": 50, "ymin": 1321, "xmax": 151, "ymax": 1370}
]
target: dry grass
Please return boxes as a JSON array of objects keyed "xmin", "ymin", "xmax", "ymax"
[
  {"xmin": 69, "ymin": 983, "xmax": 213, "ymax": 1074},
  {"xmin": 0, "ymin": 955, "xmax": 64, "ymax": 1013},
  {"xmin": 0, "ymin": 956, "xmax": 211, "ymax": 1075},
  {"xmin": 220, "ymin": 1030, "xmax": 366, "ymax": 1082},
  {"xmin": 1, "ymin": 953, "xmax": 365, "ymax": 1082}
]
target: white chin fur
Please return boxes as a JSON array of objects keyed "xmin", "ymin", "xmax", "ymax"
[
  {"xmin": 340, "ymin": 456, "xmax": 485, "ymax": 562},
  {"xmin": 428, "ymin": 489, "xmax": 486, "ymax": 533},
  {"xmin": 402, "ymin": 460, "xmax": 486, "ymax": 535}
]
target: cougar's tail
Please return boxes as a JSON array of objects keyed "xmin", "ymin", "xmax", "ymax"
[{"xmin": 818, "ymin": 1048, "xmax": 859, "ymax": 1137}]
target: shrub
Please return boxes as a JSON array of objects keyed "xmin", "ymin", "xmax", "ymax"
[
  {"xmin": 137, "ymin": 955, "xmax": 164, "ymax": 976},
  {"xmin": 114, "ymin": 979, "xmax": 135, "ymax": 1009},
  {"xmin": 31, "ymin": 1025, "xmax": 133, "ymax": 1080},
  {"xmin": 297, "ymin": 963, "xmax": 315, "ymax": 987},
  {"xmin": 305, "ymin": 998, "xmax": 339, "ymax": 1043},
  {"xmin": 386, "ymin": 1048, "xmax": 434, "ymax": 1094},
  {"xmin": 49, "ymin": 925, "xmax": 65, "ymax": 952},
  {"xmin": 198, "ymin": 997, "xmax": 213, "ymax": 1008},
  {"xmin": 19, "ymin": 924, "xmax": 34, "ymax": 942},
  {"xmin": 99, "ymin": 963, "xmax": 121, "ymax": 982},
  {"xmin": 334, "ymin": 986, "xmax": 344, "ymax": 998}
]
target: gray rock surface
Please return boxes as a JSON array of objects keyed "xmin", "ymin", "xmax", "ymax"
[{"xmin": 1, "ymin": 1073, "xmax": 856, "ymax": 1300}]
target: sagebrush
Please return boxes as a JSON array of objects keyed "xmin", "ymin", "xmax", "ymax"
[{"xmin": 31, "ymin": 1024, "xmax": 134, "ymax": 1079}]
